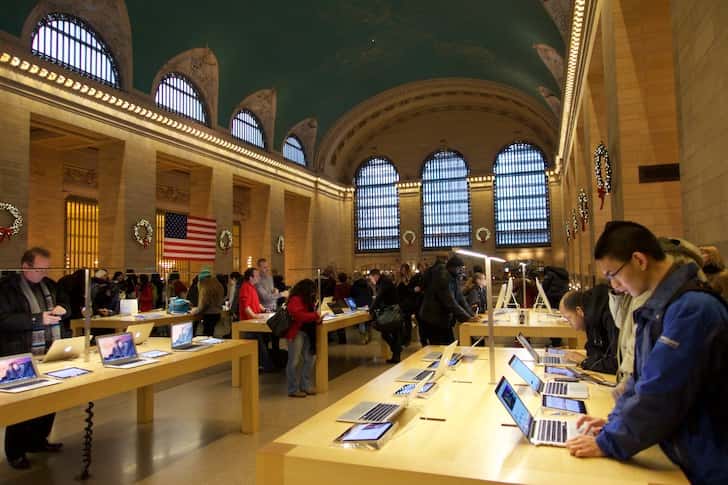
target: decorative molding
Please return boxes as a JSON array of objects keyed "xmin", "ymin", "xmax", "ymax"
[
  {"xmin": 156, "ymin": 184, "xmax": 190, "ymax": 204},
  {"xmin": 533, "ymin": 43, "xmax": 564, "ymax": 87},
  {"xmin": 63, "ymin": 164, "xmax": 98, "ymax": 188},
  {"xmin": 230, "ymin": 88, "xmax": 277, "ymax": 149},
  {"xmin": 285, "ymin": 117, "xmax": 317, "ymax": 165}
]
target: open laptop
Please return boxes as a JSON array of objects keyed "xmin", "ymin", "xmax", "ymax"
[
  {"xmin": 517, "ymin": 333, "xmax": 574, "ymax": 366},
  {"xmin": 509, "ymin": 354, "xmax": 588, "ymax": 399},
  {"xmin": 337, "ymin": 376, "xmax": 429, "ymax": 423},
  {"xmin": 0, "ymin": 354, "xmax": 60, "ymax": 393},
  {"xmin": 42, "ymin": 336, "xmax": 86, "ymax": 362},
  {"xmin": 494, "ymin": 283, "xmax": 507, "ymax": 310},
  {"xmin": 336, "ymin": 299, "xmax": 353, "ymax": 314},
  {"xmin": 126, "ymin": 322, "xmax": 154, "ymax": 345},
  {"xmin": 327, "ymin": 301, "xmax": 345, "ymax": 315},
  {"xmin": 97, "ymin": 332, "xmax": 156, "ymax": 369},
  {"xmin": 344, "ymin": 297, "xmax": 358, "ymax": 312},
  {"xmin": 495, "ymin": 376, "xmax": 578, "ymax": 446},
  {"xmin": 396, "ymin": 340, "xmax": 458, "ymax": 383},
  {"xmin": 171, "ymin": 322, "xmax": 212, "ymax": 352}
]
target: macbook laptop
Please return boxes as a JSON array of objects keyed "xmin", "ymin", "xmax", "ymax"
[
  {"xmin": 422, "ymin": 350, "xmax": 463, "ymax": 362},
  {"xmin": 495, "ymin": 376, "xmax": 578, "ymax": 447},
  {"xmin": 171, "ymin": 322, "xmax": 212, "ymax": 352},
  {"xmin": 516, "ymin": 333, "xmax": 574, "ymax": 366},
  {"xmin": 508, "ymin": 354, "xmax": 588, "ymax": 399},
  {"xmin": 337, "ymin": 376, "xmax": 429, "ymax": 423},
  {"xmin": 42, "ymin": 336, "xmax": 85, "ymax": 362},
  {"xmin": 0, "ymin": 354, "xmax": 60, "ymax": 393},
  {"xmin": 97, "ymin": 332, "xmax": 156, "ymax": 369},
  {"xmin": 344, "ymin": 297, "xmax": 358, "ymax": 311},
  {"xmin": 327, "ymin": 301, "xmax": 345, "ymax": 315},
  {"xmin": 396, "ymin": 341, "xmax": 458, "ymax": 383},
  {"xmin": 126, "ymin": 322, "xmax": 155, "ymax": 345},
  {"xmin": 336, "ymin": 299, "xmax": 353, "ymax": 314}
]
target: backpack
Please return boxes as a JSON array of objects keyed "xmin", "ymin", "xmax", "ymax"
[
  {"xmin": 267, "ymin": 303, "xmax": 292, "ymax": 337},
  {"xmin": 373, "ymin": 304, "xmax": 402, "ymax": 333}
]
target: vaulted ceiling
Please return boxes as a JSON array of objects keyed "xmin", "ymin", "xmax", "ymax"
[{"xmin": 1, "ymin": 0, "xmax": 566, "ymax": 146}]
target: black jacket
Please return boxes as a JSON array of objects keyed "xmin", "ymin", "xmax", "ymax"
[
  {"xmin": 350, "ymin": 277, "xmax": 373, "ymax": 308},
  {"xmin": 580, "ymin": 284, "xmax": 619, "ymax": 374},
  {"xmin": 371, "ymin": 276, "xmax": 398, "ymax": 315},
  {"xmin": 418, "ymin": 262, "xmax": 472, "ymax": 328},
  {"xmin": 0, "ymin": 274, "xmax": 70, "ymax": 356},
  {"xmin": 465, "ymin": 286, "xmax": 487, "ymax": 314}
]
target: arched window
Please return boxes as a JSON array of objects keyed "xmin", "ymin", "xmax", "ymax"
[
  {"xmin": 421, "ymin": 150, "xmax": 472, "ymax": 249},
  {"xmin": 493, "ymin": 142, "xmax": 551, "ymax": 248},
  {"xmin": 154, "ymin": 72, "xmax": 209, "ymax": 126},
  {"xmin": 31, "ymin": 12, "xmax": 120, "ymax": 88},
  {"xmin": 355, "ymin": 157, "xmax": 400, "ymax": 252},
  {"xmin": 231, "ymin": 109, "xmax": 266, "ymax": 149},
  {"xmin": 283, "ymin": 135, "xmax": 307, "ymax": 166}
]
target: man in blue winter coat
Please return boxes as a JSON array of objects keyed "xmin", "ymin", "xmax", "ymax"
[{"xmin": 566, "ymin": 221, "xmax": 728, "ymax": 484}]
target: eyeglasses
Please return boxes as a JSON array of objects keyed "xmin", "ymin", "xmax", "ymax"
[{"xmin": 605, "ymin": 261, "xmax": 628, "ymax": 281}]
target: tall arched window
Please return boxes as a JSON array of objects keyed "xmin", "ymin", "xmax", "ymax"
[
  {"xmin": 493, "ymin": 142, "xmax": 551, "ymax": 248},
  {"xmin": 154, "ymin": 72, "xmax": 209, "ymax": 126},
  {"xmin": 421, "ymin": 150, "xmax": 472, "ymax": 249},
  {"xmin": 283, "ymin": 135, "xmax": 306, "ymax": 166},
  {"xmin": 31, "ymin": 12, "xmax": 120, "ymax": 88},
  {"xmin": 231, "ymin": 109, "xmax": 266, "ymax": 149},
  {"xmin": 355, "ymin": 157, "xmax": 400, "ymax": 252}
]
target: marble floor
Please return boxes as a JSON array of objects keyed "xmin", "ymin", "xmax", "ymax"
[{"xmin": 0, "ymin": 329, "xmax": 420, "ymax": 485}]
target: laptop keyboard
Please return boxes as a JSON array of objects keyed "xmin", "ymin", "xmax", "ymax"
[
  {"xmin": 3, "ymin": 379, "xmax": 48, "ymax": 390},
  {"xmin": 545, "ymin": 381, "xmax": 568, "ymax": 395},
  {"xmin": 415, "ymin": 370, "xmax": 434, "ymax": 381},
  {"xmin": 361, "ymin": 403, "xmax": 399, "ymax": 422},
  {"xmin": 542, "ymin": 355, "xmax": 561, "ymax": 364},
  {"xmin": 537, "ymin": 419, "xmax": 567, "ymax": 443}
]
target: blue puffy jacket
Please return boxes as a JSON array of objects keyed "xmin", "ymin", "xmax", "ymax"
[{"xmin": 596, "ymin": 263, "xmax": 728, "ymax": 484}]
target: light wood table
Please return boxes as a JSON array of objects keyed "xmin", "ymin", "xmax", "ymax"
[
  {"xmin": 70, "ymin": 311, "xmax": 196, "ymax": 336},
  {"xmin": 0, "ymin": 338, "xmax": 259, "ymax": 434},
  {"xmin": 459, "ymin": 310, "xmax": 586, "ymax": 349},
  {"xmin": 232, "ymin": 310, "xmax": 373, "ymax": 393},
  {"xmin": 256, "ymin": 346, "xmax": 686, "ymax": 485}
]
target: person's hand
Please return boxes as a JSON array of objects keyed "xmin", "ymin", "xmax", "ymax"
[
  {"xmin": 575, "ymin": 415, "xmax": 606, "ymax": 435},
  {"xmin": 564, "ymin": 350, "xmax": 586, "ymax": 364},
  {"xmin": 414, "ymin": 286, "xmax": 421, "ymax": 293},
  {"xmin": 611, "ymin": 381, "xmax": 627, "ymax": 401},
  {"xmin": 41, "ymin": 311, "xmax": 61, "ymax": 325},
  {"xmin": 98, "ymin": 308, "xmax": 112, "ymax": 316},
  {"xmin": 51, "ymin": 305, "xmax": 66, "ymax": 316},
  {"xmin": 565, "ymin": 435, "xmax": 605, "ymax": 457}
]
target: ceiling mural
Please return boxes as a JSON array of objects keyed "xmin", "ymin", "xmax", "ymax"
[{"xmin": 2, "ymin": 0, "xmax": 566, "ymax": 146}]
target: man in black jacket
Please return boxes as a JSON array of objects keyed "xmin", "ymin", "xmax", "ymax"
[
  {"xmin": 0, "ymin": 247, "xmax": 69, "ymax": 469},
  {"xmin": 558, "ymin": 284, "xmax": 619, "ymax": 374},
  {"xmin": 418, "ymin": 256, "xmax": 478, "ymax": 345}
]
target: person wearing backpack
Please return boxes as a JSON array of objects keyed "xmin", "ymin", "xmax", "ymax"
[
  {"xmin": 369, "ymin": 269, "xmax": 402, "ymax": 363},
  {"xmin": 566, "ymin": 221, "xmax": 728, "ymax": 484},
  {"xmin": 285, "ymin": 279, "xmax": 321, "ymax": 398}
]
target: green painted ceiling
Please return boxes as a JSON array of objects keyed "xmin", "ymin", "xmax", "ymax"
[{"xmin": 2, "ymin": 1, "xmax": 564, "ymax": 148}]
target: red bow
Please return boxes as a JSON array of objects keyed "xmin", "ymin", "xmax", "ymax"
[
  {"xmin": 598, "ymin": 187, "xmax": 606, "ymax": 210},
  {"xmin": 0, "ymin": 227, "xmax": 13, "ymax": 242}
]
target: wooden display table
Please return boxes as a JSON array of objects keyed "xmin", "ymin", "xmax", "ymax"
[
  {"xmin": 232, "ymin": 310, "xmax": 372, "ymax": 393},
  {"xmin": 0, "ymin": 338, "xmax": 259, "ymax": 434},
  {"xmin": 459, "ymin": 310, "xmax": 586, "ymax": 349},
  {"xmin": 256, "ymin": 346, "xmax": 686, "ymax": 485},
  {"xmin": 70, "ymin": 310, "xmax": 196, "ymax": 337}
]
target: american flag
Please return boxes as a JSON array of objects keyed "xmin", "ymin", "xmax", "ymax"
[{"xmin": 163, "ymin": 212, "xmax": 217, "ymax": 260}]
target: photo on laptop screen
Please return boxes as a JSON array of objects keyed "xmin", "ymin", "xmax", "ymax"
[
  {"xmin": 171, "ymin": 322, "xmax": 194, "ymax": 348},
  {"xmin": 0, "ymin": 355, "xmax": 36, "ymax": 384},
  {"xmin": 98, "ymin": 333, "xmax": 137, "ymax": 363}
]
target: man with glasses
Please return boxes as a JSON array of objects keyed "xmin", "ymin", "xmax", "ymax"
[
  {"xmin": 565, "ymin": 221, "xmax": 728, "ymax": 484},
  {"xmin": 0, "ymin": 247, "xmax": 69, "ymax": 469}
]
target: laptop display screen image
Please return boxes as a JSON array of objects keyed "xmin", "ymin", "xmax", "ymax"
[
  {"xmin": 0, "ymin": 355, "xmax": 36, "ymax": 384},
  {"xmin": 171, "ymin": 323, "xmax": 194, "ymax": 348},
  {"xmin": 495, "ymin": 377, "xmax": 533, "ymax": 438},
  {"xmin": 509, "ymin": 355, "xmax": 543, "ymax": 392},
  {"xmin": 98, "ymin": 333, "xmax": 137, "ymax": 363}
]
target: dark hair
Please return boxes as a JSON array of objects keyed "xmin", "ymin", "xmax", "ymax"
[
  {"xmin": 369, "ymin": 268, "xmax": 381, "ymax": 277},
  {"xmin": 112, "ymin": 271, "xmax": 124, "ymax": 281},
  {"xmin": 257, "ymin": 258, "xmax": 267, "ymax": 266},
  {"xmin": 21, "ymin": 247, "xmax": 50, "ymax": 266},
  {"xmin": 230, "ymin": 271, "xmax": 242, "ymax": 282},
  {"xmin": 337, "ymin": 272, "xmax": 348, "ymax": 283},
  {"xmin": 594, "ymin": 221, "xmax": 666, "ymax": 262},
  {"xmin": 243, "ymin": 267, "xmax": 257, "ymax": 281},
  {"xmin": 289, "ymin": 278, "xmax": 317, "ymax": 308},
  {"xmin": 560, "ymin": 290, "xmax": 585, "ymax": 311},
  {"xmin": 446, "ymin": 256, "xmax": 465, "ymax": 269}
]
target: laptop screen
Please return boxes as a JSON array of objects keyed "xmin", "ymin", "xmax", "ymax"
[
  {"xmin": 495, "ymin": 376, "xmax": 533, "ymax": 438},
  {"xmin": 0, "ymin": 355, "xmax": 37, "ymax": 384},
  {"xmin": 98, "ymin": 333, "xmax": 137, "ymax": 363},
  {"xmin": 516, "ymin": 333, "xmax": 541, "ymax": 361},
  {"xmin": 508, "ymin": 355, "xmax": 543, "ymax": 392},
  {"xmin": 344, "ymin": 297, "xmax": 357, "ymax": 310},
  {"xmin": 171, "ymin": 322, "xmax": 194, "ymax": 348}
]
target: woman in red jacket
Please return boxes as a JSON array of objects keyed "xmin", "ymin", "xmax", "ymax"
[
  {"xmin": 285, "ymin": 279, "xmax": 321, "ymax": 397},
  {"xmin": 137, "ymin": 274, "xmax": 154, "ymax": 312}
]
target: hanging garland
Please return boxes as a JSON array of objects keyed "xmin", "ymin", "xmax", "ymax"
[
  {"xmin": 571, "ymin": 209, "xmax": 579, "ymax": 240},
  {"xmin": 578, "ymin": 188, "xmax": 589, "ymax": 231},
  {"xmin": 218, "ymin": 229, "xmax": 233, "ymax": 252},
  {"xmin": 0, "ymin": 202, "xmax": 23, "ymax": 242},
  {"xmin": 402, "ymin": 230, "xmax": 416, "ymax": 246},
  {"xmin": 475, "ymin": 227, "xmax": 491, "ymax": 242},
  {"xmin": 565, "ymin": 221, "xmax": 571, "ymax": 243},
  {"xmin": 594, "ymin": 142, "xmax": 612, "ymax": 210},
  {"xmin": 132, "ymin": 219, "xmax": 153, "ymax": 248}
]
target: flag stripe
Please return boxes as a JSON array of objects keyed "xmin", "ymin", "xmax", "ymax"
[{"xmin": 163, "ymin": 213, "xmax": 217, "ymax": 260}]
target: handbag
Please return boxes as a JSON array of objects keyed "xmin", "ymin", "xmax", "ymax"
[
  {"xmin": 267, "ymin": 303, "xmax": 293, "ymax": 337},
  {"xmin": 373, "ymin": 304, "xmax": 402, "ymax": 333}
]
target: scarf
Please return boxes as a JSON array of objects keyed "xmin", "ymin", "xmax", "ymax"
[{"xmin": 19, "ymin": 276, "xmax": 59, "ymax": 355}]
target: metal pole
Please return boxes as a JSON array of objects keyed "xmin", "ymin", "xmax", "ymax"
[
  {"xmin": 521, "ymin": 263, "xmax": 527, "ymax": 308},
  {"xmin": 83, "ymin": 268, "xmax": 91, "ymax": 362},
  {"xmin": 316, "ymin": 268, "xmax": 321, "ymax": 309},
  {"xmin": 485, "ymin": 257, "xmax": 496, "ymax": 384}
]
